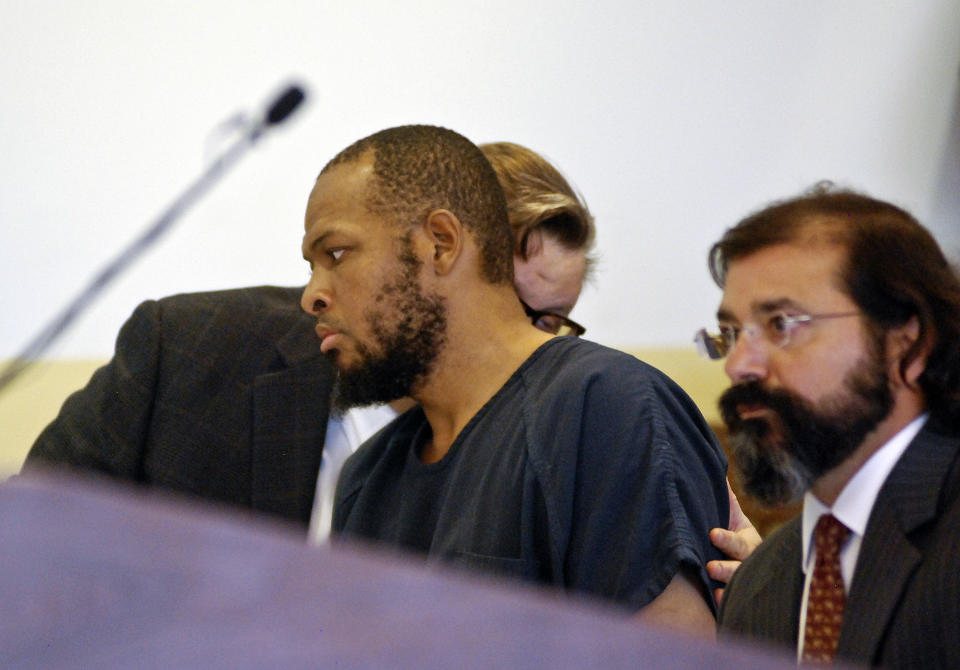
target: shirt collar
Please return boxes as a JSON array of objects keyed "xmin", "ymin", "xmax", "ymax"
[{"xmin": 800, "ymin": 413, "xmax": 928, "ymax": 571}]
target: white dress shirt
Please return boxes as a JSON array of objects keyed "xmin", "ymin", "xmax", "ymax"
[
  {"xmin": 307, "ymin": 404, "xmax": 399, "ymax": 544},
  {"xmin": 796, "ymin": 413, "xmax": 927, "ymax": 660}
]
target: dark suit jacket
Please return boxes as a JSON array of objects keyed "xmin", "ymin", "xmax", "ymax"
[
  {"xmin": 719, "ymin": 417, "xmax": 960, "ymax": 669},
  {"xmin": 24, "ymin": 286, "xmax": 334, "ymax": 527}
]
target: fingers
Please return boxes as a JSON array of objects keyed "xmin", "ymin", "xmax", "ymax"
[
  {"xmin": 710, "ymin": 527, "xmax": 750, "ymax": 560},
  {"xmin": 726, "ymin": 478, "xmax": 752, "ymax": 531},
  {"xmin": 720, "ymin": 479, "xmax": 764, "ymax": 557},
  {"xmin": 736, "ymin": 524, "xmax": 763, "ymax": 557},
  {"xmin": 710, "ymin": 481, "xmax": 764, "ymax": 602},
  {"xmin": 707, "ymin": 558, "xmax": 741, "ymax": 585}
]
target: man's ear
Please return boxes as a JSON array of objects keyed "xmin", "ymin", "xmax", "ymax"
[
  {"xmin": 422, "ymin": 209, "xmax": 463, "ymax": 276},
  {"xmin": 886, "ymin": 315, "xmax": 928, "ymax": 387}
]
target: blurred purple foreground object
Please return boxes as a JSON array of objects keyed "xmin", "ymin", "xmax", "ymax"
[{"xmin": 1, "ymin": 470, "xmax": 817, "ymax": 669}]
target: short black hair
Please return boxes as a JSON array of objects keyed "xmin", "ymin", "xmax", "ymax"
[{"xmin": 322, "ymin": 125, "xmax": 514, "ymax": 285}]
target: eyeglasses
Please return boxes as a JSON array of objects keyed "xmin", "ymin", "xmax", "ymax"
[
  {"xmin": 522, "ymin": 300, "xmax": 587, "ymax": 337},
  {"xmin": 694, "ymin": 310, "xmax": 859, "ymax": 360}
]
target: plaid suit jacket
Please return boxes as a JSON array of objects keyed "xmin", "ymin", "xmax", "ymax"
[
  {"xmin": 719, "ymin": 417, "xmax": 960, "ymax": 669},
  {"xmin": 24, "ymin": 286, "xmax": 334, "ymax": 527}
]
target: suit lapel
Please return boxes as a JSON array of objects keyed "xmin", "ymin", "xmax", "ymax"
[
  {"xmin": 837, "ymin": 421, "xmax": 960, "ymax": 663},
  {"xmin": 838, "ymin": 514, "xmax": 919, "ymax": 663},
  {"xmin": 721, "ymin": 517, "xmax": 804, "ymax": 647},
  {"xmin": 759, "ymin": 520, "xmax": 805, "ymax": 645},
  {"xmin": 250, "ymin": 316, "xmax": 334, "ymax": 526}
]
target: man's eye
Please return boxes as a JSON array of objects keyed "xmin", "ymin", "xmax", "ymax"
[
  {"xmin": 329, "ymin": 248, "xmax": 346, "ymax": 261},
  {"xmin": 767, "ymin": 313, "xmax": 791, "ymax": 335},
  {"xmin": 719, "ymin": 324, "xmax": 739, "ymax": 341}
]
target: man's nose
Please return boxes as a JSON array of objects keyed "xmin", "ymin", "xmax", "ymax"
[
  {"xmin": 723, "ymin": 329, "xmax": 769, "ymax": 384},
  {"xmin": 301, "ymin": 273, "xmax": 331, "ymax": 316}
]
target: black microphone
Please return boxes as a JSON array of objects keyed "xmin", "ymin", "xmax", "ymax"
[
  {"xmin": 266, "ymin": 85, "xmax": 306, "ymax": 125},
  {"xmin": 0, "ymin": 81, "xmax": 309, "ymax": 394}
]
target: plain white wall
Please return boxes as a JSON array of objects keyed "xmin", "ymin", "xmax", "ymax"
[{"xmin": 2, "ymin": 1, "xmax": 959, "ymax": 358}]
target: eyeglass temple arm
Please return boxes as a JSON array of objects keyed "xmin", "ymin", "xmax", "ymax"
[{"xmin": 694, "ymin": 329, "xmax": 723, "ymax": 360}]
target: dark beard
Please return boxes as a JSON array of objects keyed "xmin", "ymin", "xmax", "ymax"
[
  {"xmin": 718, "ymin": 349, "xmax": 893, "ymax": 507},
  {"xmin": 330, "ymin": 240, "xmax": 447, "ymax": 412}
]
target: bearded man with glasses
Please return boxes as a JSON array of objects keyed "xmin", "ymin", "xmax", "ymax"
[{"xmin": 704, "ymin": 183, "xmax": 960, "ymax": 668}]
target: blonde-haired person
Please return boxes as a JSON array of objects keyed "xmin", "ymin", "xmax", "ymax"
[{"xmin": 480, "ymin": 142, "xmax": 594, "ymax": 334}]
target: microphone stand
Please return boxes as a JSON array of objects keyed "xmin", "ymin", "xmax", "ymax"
[{"xmin": 0, "ymin": 84, "xmax": 306, "ymax": 395}]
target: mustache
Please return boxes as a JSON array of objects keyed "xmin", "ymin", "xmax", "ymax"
[{"xmin": 719, "ymin": 381, "xmax": 796, "ymax": 431}]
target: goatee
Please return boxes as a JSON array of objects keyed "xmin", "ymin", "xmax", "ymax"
[{"xmin": 718, "ymin": 350, "xmax": 893, "ymax": 507}]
